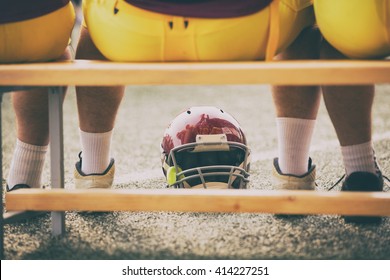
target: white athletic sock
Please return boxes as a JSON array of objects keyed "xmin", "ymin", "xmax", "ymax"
[
  {"xmin": 79, "ymin": 129, "xmax": 112, "ymax": 174},
  {"xmin": 276, "ymin": 117, "xmax": 316, "ymax": 176},
  {"xmin": 341, "ymin": 141, "xmax": 376, "ymax": 176},
  {"xmin": 7, "ymin": 139, "xmax": 48, "ymax": 189}
]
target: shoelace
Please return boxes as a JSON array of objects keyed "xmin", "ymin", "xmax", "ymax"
[
  {"xmin": 327, "ymin": 173, "xmax": 390, "ymax": 191},
  {"xmin": 385, "ymin": 174, "xmax": 390, "ymax": 187},
  {"xmin": 327, "ymin": 174, "xmax": 345, "ymax": 191}
]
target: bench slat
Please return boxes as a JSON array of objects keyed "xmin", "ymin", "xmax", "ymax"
[
  {"xmin": 1, "ymin": 60, "xmax": 390, "ymax": 86},
  {"xmin": 6, "ymin": 189, "xmax": 390, "ymax": 216}
]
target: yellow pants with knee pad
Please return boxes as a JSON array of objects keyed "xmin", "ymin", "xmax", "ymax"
[
  {"xmin": 82, "ymin": 0, "xmax": 314, "ymax": 62},
  {"xmin": 314, "ymin": 0, "xmax": 390, "ymax": 59},
  {"xmin": 0, "ymin": 2, "xmax": 75, "ymax": 63}
]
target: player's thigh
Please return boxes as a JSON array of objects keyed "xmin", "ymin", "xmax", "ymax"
[
  {"xmin": 0, "ymin": 2, "xmax": 75, "ymax": 63},
  {"xmin": 83, "ymin": 0, "xmax": 315, "ymax": 61},
  {"xmin": 194, "ymin": 0, "xmax": 314, "ymax": 61},
  {"xmin": 314, "ymin": 0, "xmax": 390, "ymax": 58}
]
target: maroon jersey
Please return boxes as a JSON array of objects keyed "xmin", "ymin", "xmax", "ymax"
[
  {"xmin": 0, "ymin": 0, "xmax": 70, "ymax": 24},
  {"xmin": 125, "ymin": 0, "xmax": 273, "ymax": 18}
]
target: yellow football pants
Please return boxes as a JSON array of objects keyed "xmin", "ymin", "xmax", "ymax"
[
  {"xmin": 82, "ymin": 0, "xmax": 314, "ymax": 61},
  {"xmin": 0, "ymin": 2, "xmax": 75, "ymax": 63},
  {"xmin": 314, "ymin": 0, "xmax": 390, "ymax": 58}
]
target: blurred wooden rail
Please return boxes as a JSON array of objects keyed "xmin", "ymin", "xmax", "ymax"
[
  {"xmin": 1, "ymin": 60, "xmax": 390, "ymax": 86},
  {"xmin": 6, "ymin": 189, "xmax": 390, "ymax": 216}
]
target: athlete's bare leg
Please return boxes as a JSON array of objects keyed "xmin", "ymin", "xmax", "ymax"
[
  {"xmin": 75, "ymin": 27, "xmax": 124, "ymax": 133},
  {"xmin": 272, "ymin": 27, "xmax": 322, "ymax": 120},
  {"xmin": 320, "ymin": 40, "xmax": 373, "ymax": 147},
  {"xmin": 12, "ymin": 49, "xmax": 71, "ymax": 145}
]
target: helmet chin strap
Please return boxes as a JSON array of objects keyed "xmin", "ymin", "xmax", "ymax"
[{"xmin": 166, "ymin": 165, "xmax": 184, "ymax": 187}]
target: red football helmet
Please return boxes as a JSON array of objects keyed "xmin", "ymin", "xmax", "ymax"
[{"xmin": 161, "ymin": 106, "xmax": 250, "ymax": 189}]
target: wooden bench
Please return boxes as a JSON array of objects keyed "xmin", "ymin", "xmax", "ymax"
[{"xmin": 1, "ymin": 59, "xmax": 390, "ymax": 259}]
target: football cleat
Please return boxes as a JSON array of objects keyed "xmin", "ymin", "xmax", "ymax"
[
  {"xmin": 74, "ymin": 152, "xmax": 115, "ymax": 189},
  {"xmin": 272, "ymin": 158, "xmax": 316, "ymax": 190}
]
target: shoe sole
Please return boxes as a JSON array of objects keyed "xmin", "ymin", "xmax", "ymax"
[
  {"xmin": 4, "ymin": 210, "xmax": 48, "ymax": 224},
  {"xmin": 343, "ymin": 215, "xmax": 382, "ymax": 224}
]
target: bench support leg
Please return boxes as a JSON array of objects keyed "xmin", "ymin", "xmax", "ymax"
[
  {"xmin": 0, "ymin": 93, "xmax": 4, "ymax": 259},
  {"xmin": 48, "ymin": 87, "xmax": 65, "ymax": 236}
]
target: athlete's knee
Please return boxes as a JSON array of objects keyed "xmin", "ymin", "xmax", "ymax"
[
  {"xmin": 75, "ymin": 27, "xmax": 106, "ymax": 60},
  {"xmin": 276, "ymin": 26, "xmax": 321, "ymax": 60}
]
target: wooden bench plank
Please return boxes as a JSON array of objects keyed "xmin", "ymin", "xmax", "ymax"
[
  {"xmin": 1, "ymin": 60, "xmax": 390, "ymax": 86},
  {"xmin": 5, "ymin": 189, "xmax": 390, "ymax": 216}
]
